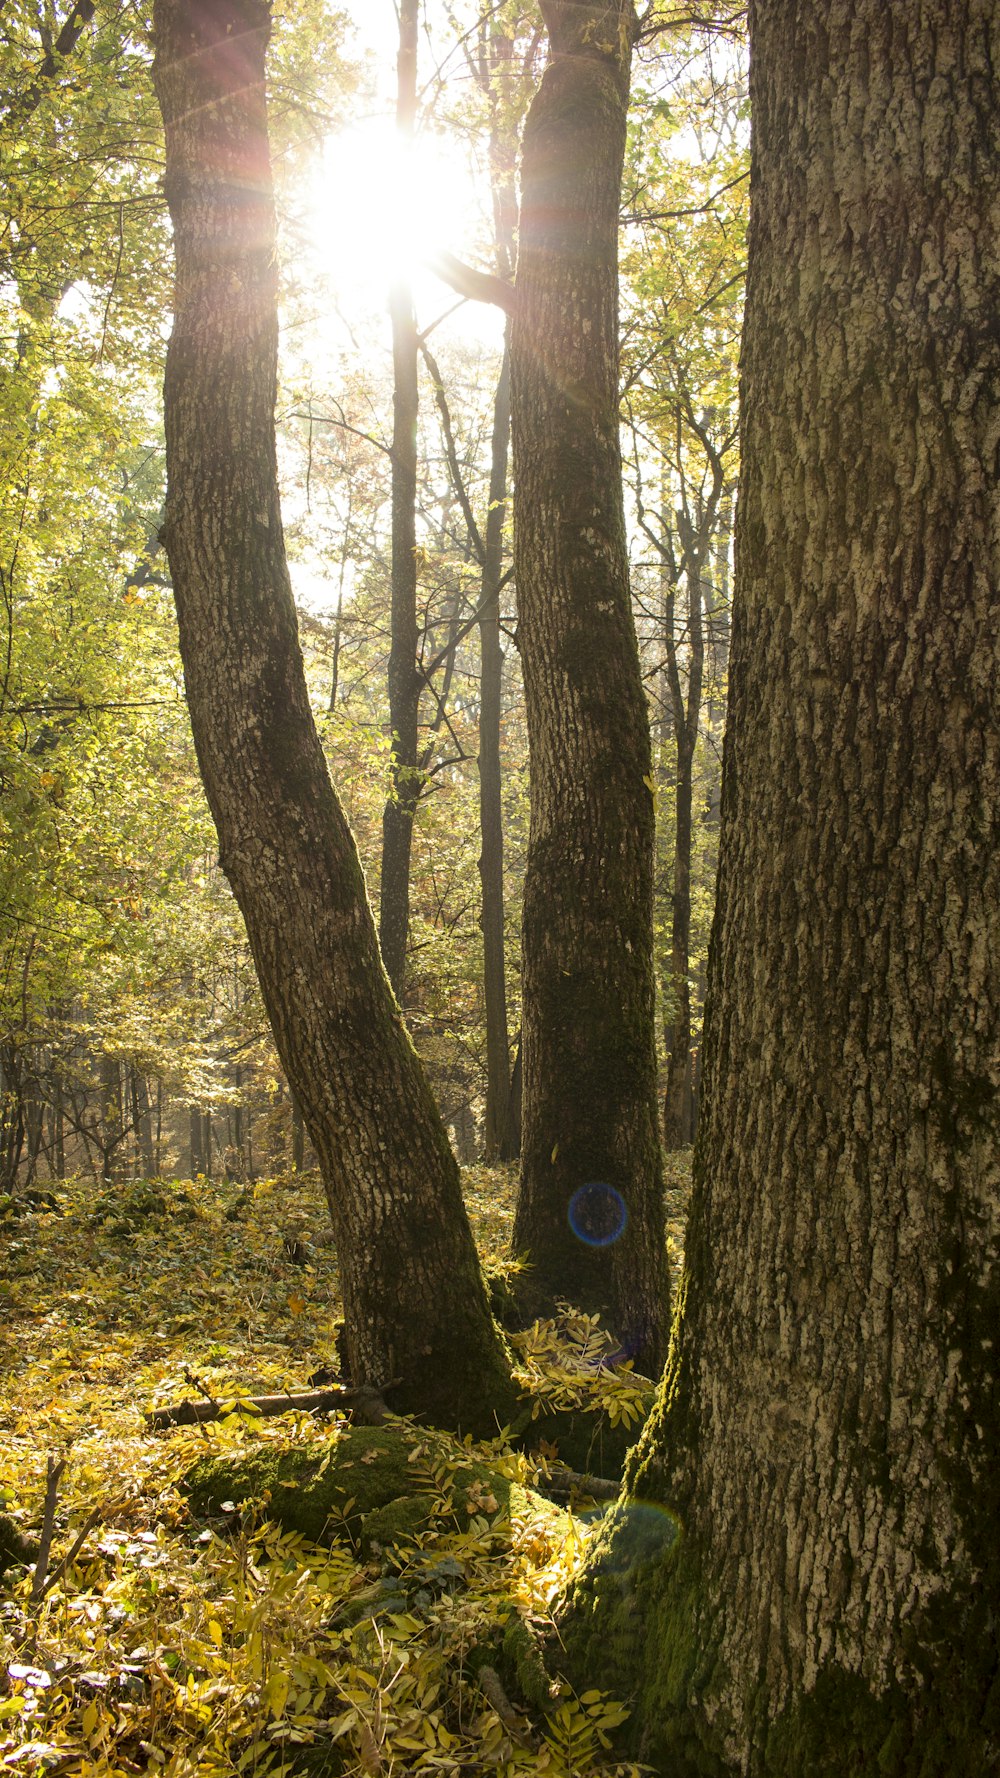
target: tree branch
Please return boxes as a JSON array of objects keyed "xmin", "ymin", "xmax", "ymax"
[{"xmin": 427, "ymin": 249, "xmax": 515, "ymax": 315}]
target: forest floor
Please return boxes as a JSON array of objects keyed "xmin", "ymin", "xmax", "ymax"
[{"xmin": 0, "ymin": 1159, "xmax": 691, "ymax": 1778}]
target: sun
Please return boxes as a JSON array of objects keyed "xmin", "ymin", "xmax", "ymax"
[{"xmin": 300, "ymin": 116, "xmax": 505, "ymax": 348}]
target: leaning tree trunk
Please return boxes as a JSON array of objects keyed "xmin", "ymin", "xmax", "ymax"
[
  {"xmin": 151, "ymin": 0, "xmax": 515, "ymax": 1436},
  {"xmin": 510, "ymin": 0, "xmax": 668, "ymax": 1373},
  {"xmin": 565, "ymin": 1, "xmax": 1000, "ymax": 1771}
]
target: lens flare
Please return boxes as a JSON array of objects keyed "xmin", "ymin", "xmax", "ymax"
[{"xmin": 568, "ymin": 1182, "xmax": 628, "ymax": 1248}]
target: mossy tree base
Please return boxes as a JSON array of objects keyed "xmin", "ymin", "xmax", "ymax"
[
  {"xmin": 563, "ymin": 1517, "xmax": 999, "ymax": 1778},
  {"xmin": 183, "ymin": 1422, "xmax": 566, "ymax": 1562}
]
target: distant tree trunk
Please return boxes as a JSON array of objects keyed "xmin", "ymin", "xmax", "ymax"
[
  {"xmin": 509, "ymin": 0, "xmax": 668, "ymax": 1372},
  {"xmin": 661, "ymin": 498, "xmax": 707, "ymax": 1151},
  {"xmin": 100, "ymin": 1053, "xmax": 123, "ymax": 1183},
  {"xmin": 378, "ymin": 0, "xmax": 421, "ymax": 1002},
  {"xmin": 189, "ymin": 1105, "xmax": 205, "ymax": 1180},
  {"xmin": 50, "ymin": 1074, "xmax": 65, "ymax": 1180},
  {"xmin": 152, "ymin": 0, "xmax": 515, "ymax": 1435},
  {"xmin": 477, "ymin": 15, "xmax": 519, "ymax": 1162},
  {"xmin": 479, "ymin": 345, "xmax": 514, "ymax": 1161},
  {"xmin": 566, "ymin": 1, "xmax": 1000, "ymax": 1769},
  {"xmin": 131, "ymin": 1068, "xmax": 155, "ymax": 1176},
  {"xmin": 327, "ymin": 490, "xmax": 351, "ymax": 712},
  {"xmin": 153, "ymin": 1079, "xmax": 163, "ymax": 1177},
  {"xmin": 503, "ymin": 1034, "xmax": 522, "ymax": 1158}
]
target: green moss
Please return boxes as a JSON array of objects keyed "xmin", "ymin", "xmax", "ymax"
[
  {"xmin": 501, "ymin": 1615, "xmax": 556, "ymax": 1713},
  {"xmin": 765, "ymin": 1660, "xmax": 999, "ymax": 1778},
  {"xmin": 563, "ymin": 1506, "xmax": 999, "ymax": 1778},
  {"xmin": 359, "ymin": 1492, "xmax": 434, "ymax": 1556},
  {"xmin": 182, "ymin": 1424, "xmax": 521, "ymax": 1552}
]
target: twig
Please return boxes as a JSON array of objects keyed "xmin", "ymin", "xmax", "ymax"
[
  {"xmin": 30, "ymin": 1456, "xmax": 66, "ymax": 1604},
  {"xmin": 41, "ymin": 1504, "xmax": 102, "ymax": 1597}
]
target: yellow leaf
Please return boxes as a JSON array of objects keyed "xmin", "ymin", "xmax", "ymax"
[
  {"xmin": 81, "ymin": 1699, "xmax": 99, "ymax": 1739},
  {"xmin": 288, "ymin": 1294, "xmax": 305, "ymax": 1316},
  {"xmin": 551, "ymin": 1143, "xmax": 559, "ymax": 1163},
  {"xmin": 264, "ymin": 1670, "xmax": 290, "ymax": 1718},
  {"xmin": 207, "ymin": 1619, "xmax": 223, "ymax": 1648}
]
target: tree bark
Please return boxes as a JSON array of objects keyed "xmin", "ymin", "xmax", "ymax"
[
  {"xmin": 378, "ymin": 0, "xmax": 422, "ymax": 1003},
  {"xmin": 509, "ymin": 0, "xmax": 668, "ymax": 1372},
  {"xmin": 565, "ymin": 2, "xmax": 1000, "ymax": 1770},
  {"xmin": 151, "ymin": 0, "xmax": 516, "ymax": 1436}
]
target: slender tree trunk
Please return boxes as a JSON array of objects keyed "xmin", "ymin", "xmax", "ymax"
[
  {"xmin": 479, "ymin": 345, "xmax": 514, "ymax": 1161},
  {"xmin": 509, "ymin": 0, "xmax": 668, "ymax": 1372},
  {"xmin": 100, "ymin": 1053, "xmax": 122, "ymax": 1183},
  {"xmin": 131, "ymin": 1068, "xmax": 155, "ymax": 1176},
  {"xmin": 189, "ymin": 1104, "xmax": 204, "ymax": 1180},
  {"xmin": 151, "ymin": 0, "xmax": 516, "ymax": 1435},
  {"xmin": 327, "ymin": 490, "xmax": 351, "ymax": 712},
  {"xmin": 662, "ymin": 507, "xmax": 705, "ymax": 1150},
  {"xmin": 663, "ymin": 729, "xmax": 695, "ymax": 1146},
  {"xmin": 503, "ymin": 1035, "xmax": 522, "ymax": 1158},
  {"xmin": 477, "ymin": 13, "xmax": 519, "ymax": 1163},
  {"xmin": 566, "ymin": 2, "xmax": 1000, "ymax": 1769},
  {"xmin": 51, "ymin": 1075, "xmax": 65, "ymax": 1180},
  {"xmin": 378, "ymin": 0, "xmax": 422, "ymax": 1002}
]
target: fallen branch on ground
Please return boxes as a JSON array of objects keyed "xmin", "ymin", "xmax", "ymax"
[
  {"xmin": 146, "ymin": 1385, "xmax": 390, "ymax": 1431},
  {"xmin": 539, "ymin": 1465, "xmax": 619, "ymax": 1502}
]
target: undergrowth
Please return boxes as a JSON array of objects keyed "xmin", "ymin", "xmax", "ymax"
[{"xmin": 0, "ymin": 1162, "xmax": 691, "ymax": 1776}]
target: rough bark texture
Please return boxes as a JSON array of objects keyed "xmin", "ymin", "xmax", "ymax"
[
  {"xmin": 378, "ymin": 0, "xmax": 421, "ymax": 1003},
  {"xmin": 151, "ymin": 0, "xmax": 516, "ymax": 1436},
  {"xmin": 510, "ymin": 0, "xmax": 668, "ymax": 1371},
  {"xmin": 564, "ymin": 2, "xmax": 1000, "ymax": 1771}
]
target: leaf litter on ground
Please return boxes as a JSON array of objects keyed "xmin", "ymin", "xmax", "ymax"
[{"xmin": 0, "ymin": 1162, "xmax": 690, "ymax": 1775}]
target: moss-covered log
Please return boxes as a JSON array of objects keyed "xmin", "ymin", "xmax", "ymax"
[{"xmin": 182, "ymin": 1423, "xmax": 571, "ymax": 1570}]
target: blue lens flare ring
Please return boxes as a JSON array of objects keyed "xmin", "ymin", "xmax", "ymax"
[{"xmin": 568, "ymin": 1182, "xmax": 628, "ymax": 1248}]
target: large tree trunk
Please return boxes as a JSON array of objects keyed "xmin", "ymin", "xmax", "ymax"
[
  {"xmin": 509, "ymin": 0, "xmax": 668, "ymax": 1372},
  {"xmin": 565, "ymin": 1, "xmax": 1000, "ymax": 1770},
  {"xmin": 151, "ymin": 0, "xmax": 515, "ymax": 1436},
  {"xmin": 378, "ymin": 0, "xmax": 422, "ymax": 1003}
]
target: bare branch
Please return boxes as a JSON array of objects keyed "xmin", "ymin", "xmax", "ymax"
[{"xmin": 427, "ymin": 249, "xmax": 515, "ymax": 315}]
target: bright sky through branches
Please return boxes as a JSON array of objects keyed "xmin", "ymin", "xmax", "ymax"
[{"xmin": 297, "ymin": 0, "xmax": 505, "ymax": 351}]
